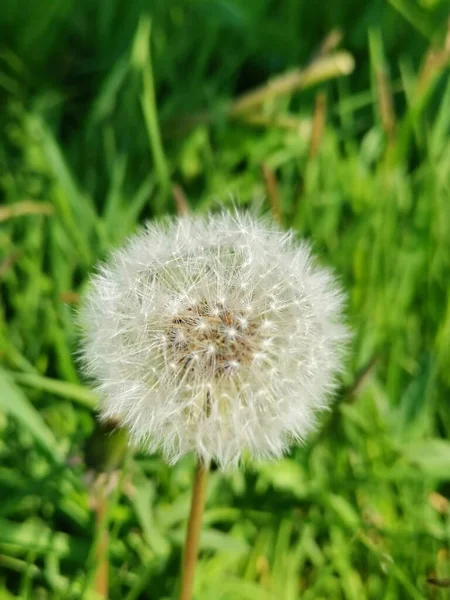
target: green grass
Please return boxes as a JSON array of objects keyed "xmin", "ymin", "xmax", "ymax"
[{"xmin": 1, "ymin": 1, "xmax": 450, "ymax": 598}]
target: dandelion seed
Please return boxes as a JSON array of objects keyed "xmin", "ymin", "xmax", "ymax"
[{"xmin": 79, "ymin": 211, "xmax": 349, "ymax": 468}]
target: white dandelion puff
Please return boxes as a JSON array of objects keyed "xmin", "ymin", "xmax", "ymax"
[{"xmin": 79, "ymin": 211, "xmax": 349, "ymax": 468}]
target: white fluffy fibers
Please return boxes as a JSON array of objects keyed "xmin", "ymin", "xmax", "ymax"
[{"xmin": 79, "ymin": 212, "xmax": 349, "ymax": 468}]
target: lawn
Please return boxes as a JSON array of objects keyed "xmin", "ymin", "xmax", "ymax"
[{"xmin": 1, "ymin": 1, "xmax": 450, "ymax": 598}]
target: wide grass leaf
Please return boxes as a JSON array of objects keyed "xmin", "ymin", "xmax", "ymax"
[
  {"xmin": 0, "ymin": 367, "xmax": 63, "ymax": 464},
  {"xmin": 403, "ymin": 439, "xmax": 450, "ymax": 479},
  {"xmin": 0, "ymin": 518, "xmax": 125, "ymax": 562},
  {"xmin": 12, "ymin": 372, "xmax": 97, "ymax": 409}
]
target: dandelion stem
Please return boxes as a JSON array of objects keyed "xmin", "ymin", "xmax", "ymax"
[{"xmin": 179, "ymin": 460, "xmax": 209, "ymax": 600}]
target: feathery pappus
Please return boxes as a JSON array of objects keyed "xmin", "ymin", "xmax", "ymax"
[{"xmin": 79, "ymin": 212, "xmax": 349, "ymax": 468}]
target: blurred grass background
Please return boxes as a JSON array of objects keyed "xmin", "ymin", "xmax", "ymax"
[{"xmin": 1, "ymin": 0, "xmax": 450, "ymax": 598}]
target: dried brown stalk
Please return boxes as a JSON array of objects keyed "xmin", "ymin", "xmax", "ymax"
[
  {"xmin": 163, "ymin": 42, "xmax": 354, "ymax": 138},
  {"xmin": 230, "ymin": 52, "xmax": 354, "ymax": 117},
  {"xmin": 261, "ymin": 163, "xmax": 282, "ymax": 224},
  {"xmin": 418, "ymin": 18, "xmax": 450, "ymax": 92},
  {"xmin": 59, "ymin": 291, "xmax": 81, "ymax": 304},
  {"xmin": 427, "ymin": 577, "xmax": 450, "ymax": 588},
  {"xmin": 308, "ymin": 92, "xmax": 327, "ymax": 159},
  {"xmin": 179, "ymin": 460, "xmax": 209, "ymax": 600},
  {"xmin": 172, "ymin": 184, "xmax": 190, "ymax": 216},
  {"xmin": 0, "ymin": 251, "xmax": 21, "ymax": 278}
]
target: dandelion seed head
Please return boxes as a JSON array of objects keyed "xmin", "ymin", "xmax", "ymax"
[{"xmin": 79, "ymin": 212, "xmax": 349, "ymax": 468}]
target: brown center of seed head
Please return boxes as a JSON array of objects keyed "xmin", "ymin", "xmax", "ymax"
[{"xmin": 167, "ymin": 301, "xmax": 260, "ymax": 378}]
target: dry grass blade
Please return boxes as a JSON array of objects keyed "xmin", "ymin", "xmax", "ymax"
[
  {"xmin": 172, "ymin": 184, "xmax": 190, "ymax": 216},
  {"xmin": 164, "ymin": 33, "xmax": 352, "ymax": 137},
  {"xmin": 428, "ymin": 492, "xmax": 449, "ymax": 514},
  {"xmin": 418, "ymin": 18, "xmax": 450, "ymax": 91},
  {"xmin": 345, "ymin": 357, "xmax": 378, "ymax": 402},
  {"xmin": 0, "ymin": 251, "xmax": 21, "ymax": 278},
  {"xmin": 376, "ymin": 68, "xmax": 396, "ymax": 141},
  {"xmin": 0, "ymin": 201, "xmax": 54, "ymax": 223},
  {"xmin": 240, "ymin": 114, "xmax": 312, "ymax": 134},
  {"xmin": 59, "ymin": 291, "xmax": 81, "ymax": 304},
  {"xmin": 427, "ymin": 577, "xmax": 450, "ymax": 587},
  {"xmin": 261, "ymin": 163, "xmax": 282, "ymax": 224},
  {"xmin": 230, "ymin": 52, "xmax": 354, "ymax": 116},
  {"xmin": 312, "ymin": 28, "xmax": 343, "ymax": 61},
  {"xmin": 308, "ymin": 92, "xmax": 328, "ymax": 159}
]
